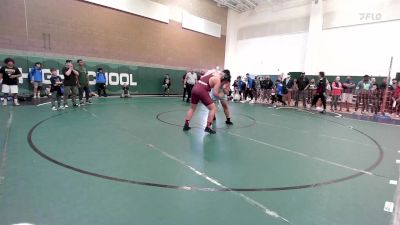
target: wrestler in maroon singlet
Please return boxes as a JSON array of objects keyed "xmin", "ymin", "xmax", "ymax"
[{"xmin": 183, "ymin": 70, "xmax": 231, "ymax": 134}]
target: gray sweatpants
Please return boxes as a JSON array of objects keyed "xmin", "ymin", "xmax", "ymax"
[
  {"xmin": 63, "ymin": 86, "xmax": 78, "ymax": 106},
  {"xmin": 51, "ymin": 91, "xmax": 61, "ymax": 107}
]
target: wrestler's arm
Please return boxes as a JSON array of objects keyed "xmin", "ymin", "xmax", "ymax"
[
  {"xmin": 222, "ymin": 82, "xmax": 231, "ymax": 95},
  {"xmin": 212, "ymin": 78, "xmax": 222, "ymax": 98}
]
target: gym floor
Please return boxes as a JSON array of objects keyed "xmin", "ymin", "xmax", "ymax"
[{"xmin": 0, "ymin": 97, "xmax": 399, "ymax": 225}]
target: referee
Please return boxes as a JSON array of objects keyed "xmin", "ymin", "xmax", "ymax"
[{"xmin": 185, "ymin": 70, "xmax": 197, "ymax": 103}]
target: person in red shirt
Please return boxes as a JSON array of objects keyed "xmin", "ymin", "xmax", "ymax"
[
  {"xmin": 393, "ymin": 85, "xmax": 400, "ymax": 117},
  {"xmin": 330, "ymin": 76, "xmax": 343, "ymax": 111},
  {"xmin": 183, "ymin": 70, "xmax": 231, "ymax": 134}
]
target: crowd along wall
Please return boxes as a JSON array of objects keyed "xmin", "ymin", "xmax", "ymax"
[{"xmin": 0, "ymin": 52, "xmax": 186, "ymax": 95}]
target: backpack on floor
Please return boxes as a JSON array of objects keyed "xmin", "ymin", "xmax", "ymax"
[{"xmin": 17, "ymin": 93, "xmax": 33, "ymax": 101}]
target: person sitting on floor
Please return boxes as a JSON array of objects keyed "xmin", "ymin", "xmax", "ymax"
[{"xmin": 121, "ymin": 83, "xmax": 131, "ymax": 98}]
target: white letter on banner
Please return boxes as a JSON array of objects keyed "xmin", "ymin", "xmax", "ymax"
[
  {"xmin": 88, "ymin": 71, "xmax": 96, "ymax": 85},
  {"xmin": 108, "ymin": 72, "xmax": 119, "ymax": 85},
  {"xmin": 19, "ymin": 68, "xmax": 25, "ymax": 84},
  {"xmin": 120, "ymin": 73, "xmax": 129, "ymax": 85},
  {"xmin": 42, "ymin": 69, "xmax": 51, "ymax": 85},
  {"xmin": 130, "ymin": 74, "xmax": 137, "ymax": 86}
]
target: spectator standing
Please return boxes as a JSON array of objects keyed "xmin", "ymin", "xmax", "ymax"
[
  {"xmin": 380, "ymin": 78, "xmax": 388, "ymax": 90},
  {"xmin": 264, "ymin": 76, "xmax": 274, "ymax": 103},
  {"xmin": 244, "ymin": 73, "xmax": 254, "ymax": 102},
  {"xmin": 355, "ymin": 75, "xmax": 371, "ymax": 114},
  {"xmin": 325, "ymin": 79, "xmax": 332, "ymax": 105},
  {"xmin": 311, "ymin": 72, "xmax": 327, "ymax": 113},
  {"xmin": 340, "ymin": 76, "xmax": 355, "ymax": 112},
  {"xmin": 390, "ymin": 79, "xmax": 398, "ymax": 113},
  {"xmin": 185, "ymin": 70, "xmax": 197, "ymax": 103},
  {"xmin": 295, "ymin": 72, "xmax": 309, "ymax": 108},
  {"xmin": 0, "ymin": 58, "xmax": 22, "ymax": 106},
  {"xmin": 282, "ymin": 74, "xmax": 294, "ymax": 106},
  {"xmin": 96, "ymin": 68, "xmax": 107, "ymax": 97},
  {"xmin": 393, "ymin": 84, "xmax": 400, "ymax": 117},
  {"xmin": 62, "ymin": 60, "xmax": 79, "ymax": 108},
  {"xmin": 49, "ymin": 68, "xmax": 63, "ymax": 110},
  {"xmin": 260, "ymin": 77, "xmax": 267, "ymax": 103},
  {"xmin": 233, "ymin": 76, "xmax": 245, "ymax": 101},
  {"xmin": 29, "ymin": 62, "xmax": 43, "ymax": 98},
  {"xmin": 370, "ymin": 83, "xmax": 381, "ymax": 115},
  {"xmin": 331, "ymin": 76, "xmax": 343, "ymax": 111},
  {"xmin": 182, "ymin": 73, "xmax": 187, "ymax": 101},
  {"xmin": 76, "ymin": 59, "xmax": 92, "ymax": 105},
  {"xmin": 389, "ymin": 79, "xmax": 398, "ymax": 90},
  {"xmin": 163, "ymin": 74, "xmax": 171, "ymax": 96},
  {"xmin": 254, "ymin": 76, "xmax": 261, "ymax": 103},
  {"xmin": 271, "ymin": 79, "xmax": 286, "ymax": 107}
]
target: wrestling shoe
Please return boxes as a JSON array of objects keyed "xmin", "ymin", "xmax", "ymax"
[
  {"xmin": 225, "ymin": 120, "xmax": 233, "ymax": 125},
  {"xmin": 183, "ymin": 124, "xmax": 191, "ymax": 131},
  {"xmin": 204, "ymin": 127, "xmax": 216, "ymax": 134}
]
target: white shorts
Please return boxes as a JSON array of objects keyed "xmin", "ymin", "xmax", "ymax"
[
  {"xmin": 341, "ymin": 93, "xmax": 353, "ymax": 103},
  {"xmin": 2, "ymin": 84, "xmax": 18, "ymax": 94}
]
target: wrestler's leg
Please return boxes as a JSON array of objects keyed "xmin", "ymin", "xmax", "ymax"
[{"xmin": 220, "ymin": 100, "xmax": 233, "ymax": 125}]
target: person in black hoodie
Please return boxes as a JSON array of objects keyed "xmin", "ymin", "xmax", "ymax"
[{"xmin": 311, "ymin": 71, "xmax": 327, "ymax": 113}]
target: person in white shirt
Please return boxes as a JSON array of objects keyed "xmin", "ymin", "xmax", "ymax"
[{"xmin": 184, "ymin": 70, "xmax": 197, "ymax": 103}]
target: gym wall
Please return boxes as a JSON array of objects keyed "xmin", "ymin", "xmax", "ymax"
[
  {"xmin": 0, "ymin": 53, "xmax": 186, "ymax": 95},
  {"xmin": 0, "ymin": 0, "xmax": 227, "ymax": 70},
  {"xmin": 225, "ymin": 0, "xmax": 400, "ymax": 76}
]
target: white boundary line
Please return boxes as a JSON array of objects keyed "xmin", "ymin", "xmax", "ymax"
[
  {"xmin": 36, "ymin": 102, "xmax": 51, "ymax": 107},
  {"xmin": 228, "ymin": 132, "xmax": 388, "ymax": 179},
  {"xmin": 255, "ymin": 120, "xmax": 386, "ymax": 149},
  {"xmin": 341, "ymin": 114, "xmax": 400, "ymax": 127},
  {"xmin": 146, "ymin": 144, "xmax": 294, "ymax": 224},
  {"xmin": 276, "ymin": 106, "xmax": 400, "ymax": 127},
  {"xmin": 0, "ymin": 112, "xmax": 13, "ymax": 185},
  {"xmin": 82, "ymin": 108, "xmax": 98, "ymax": 118},
  {"xmin": 392, "ymin": 164, "xmax": 400, "ymax": 225},
  {"xmin": 80, "ymin": 108, "xmax": 294, "ymax": 224}
]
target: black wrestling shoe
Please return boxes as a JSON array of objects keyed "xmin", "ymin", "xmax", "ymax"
[
  {"xmin": 183, "ymin": 124, "xmax": 191, "ymax": 131},
  {"xmin": 225, "ymin": 120, "xmax": 233, "ymax": 125},
  {"xmin": 204, "ymin": 127, "xmax": 216, "ymax": 134},
  {"xmin": 320, "ymin": 110, "xmax": 326, "ymax": 114}
]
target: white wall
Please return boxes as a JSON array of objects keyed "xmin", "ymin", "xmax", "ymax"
[
  {"xmin": 235, "ymin": 33, "xmax": 308, "ymax": 74},
  {"xmin": 225, "ymin": 3, "xmax": 310, "ymax": 75},
  {"xmin": 83, "ymin": 0, "xmax": 224, "ymax": 38},
  {"xmin": 182, "ymin": 12, "xmax": 222, "ymax": 38},
  {"xmin": 84, "ymin": 0, "xmax": 170, "ymax": 23},
  {"xmin": 225, "ymin": 0, "xmax": 400, "ymax": 76},
  {"xmin": 323, "ymin": 0, "xmax": 400, "ymax": 29},
  {"xmin": 320, "ymin": 20, "xmax": 400, "ymax": 76}
]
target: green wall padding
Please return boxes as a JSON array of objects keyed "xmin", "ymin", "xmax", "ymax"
[{"xmin": 0, "ymin": 53, "xmax": 185, "ymax": 95}]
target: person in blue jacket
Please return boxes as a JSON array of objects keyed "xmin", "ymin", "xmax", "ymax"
[
  {"xmin": 271, "ymin": 79, "xmax": 287, "ymax": 107},
  {"xmin": 244, "ymin": 73, "xmax": 254, "ymax": 102},
  {"xmin": 29, "ymin": 62, "xmax": 43, "ymax": 98},
  {"xmin": 96, "ymin": 68, "xmax": 107, "ymax": 97}
]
